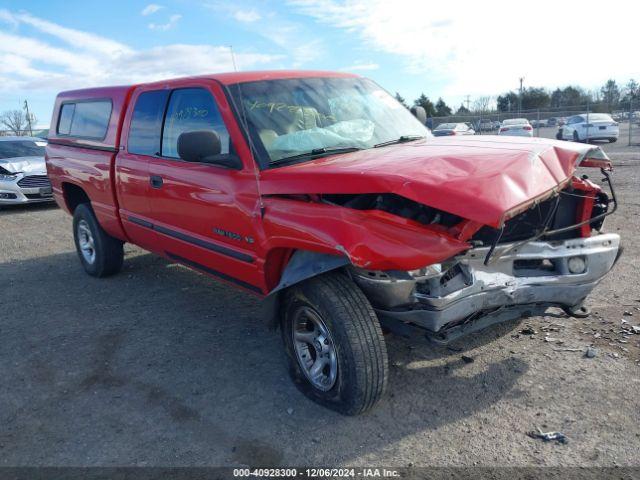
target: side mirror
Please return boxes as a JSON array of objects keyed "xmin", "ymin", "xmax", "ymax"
[
  {"xmin": 177, "ymin": 130, "xmax": 241, "ymax": 169},
  {"xmin": 410, "ymin": 106, "xmax": 427, "ymax": 125}
]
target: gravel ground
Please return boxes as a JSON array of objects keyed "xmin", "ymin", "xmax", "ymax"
[{"xmin": 0, "ymin": 137, "xmax": 639, "ymax": 468}]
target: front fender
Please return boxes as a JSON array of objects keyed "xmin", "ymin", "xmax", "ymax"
[{"xmin": 261, "ymin": 197, "xmax": 470, "ymax": 271}]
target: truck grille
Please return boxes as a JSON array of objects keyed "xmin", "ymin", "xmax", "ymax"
[{"xmin": 17, "ymin": 175, "xmax": 51, "ymax": 188}]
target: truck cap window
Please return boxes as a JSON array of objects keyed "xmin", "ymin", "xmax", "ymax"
[
  {"xmin": 57, "ymin": 100, "xmax": 112, "ymax": 139},
  {"xmin": 128, "ymin": 90, "xmax": 170, "ymax": 156},
  {"xmin": 161, "ymin": 88, "xmax": 230, "ymax": 159},
  {"xmin": 57, "ymin": 104, "xmax": 75, "ymax": 135}
]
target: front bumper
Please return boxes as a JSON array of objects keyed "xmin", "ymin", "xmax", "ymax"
[
  {"xmin": 0, "ymin": 174, "xmax": 54, "ymax": 205},
  {"xmin": 354, "ymin": 233, "xmax": 620, "ymax": 335}
]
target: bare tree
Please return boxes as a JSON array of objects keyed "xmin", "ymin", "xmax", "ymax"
[
  {"xmin": 473, "ymin": 96, "xmax": 492, "ymax": 114},
  {"xmin": 1, "ymin": 110, "xmax": 28, "ymax": 135}
]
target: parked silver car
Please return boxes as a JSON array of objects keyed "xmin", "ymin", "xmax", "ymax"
[{"xmin": 0, "ymin": 136, "xmax": 53, "ymax": 206}]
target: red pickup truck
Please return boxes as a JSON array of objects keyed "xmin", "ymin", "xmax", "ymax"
[{"xmin": 46, "ymin": 71, "xmax": 620, "ymax": 415}]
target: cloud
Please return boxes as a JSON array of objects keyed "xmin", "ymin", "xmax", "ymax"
[
  {"xmin": 148, "ymin": 13, "xmax": 182, "ymax": 31},
  {"xmin": 233, "ymin": 9, "xmax": 261, "ymax": 23},
  {"xmin": 0, "ymin": 10, "xmax": 281, "ymax": 93},
  {"xmin": 141, "ymin": 4, "xmax": 164, "ymax": 16},
  {"xmin": 206, "ymin": 2, "xmax": 324, "ymax": 66},
  {"xmin": 290, "ymin": 0, "xmax": 639, "ymax": 97},
  {"xmin": 2, "ymin": 10, "xmax": 131, "ymax": 56}
]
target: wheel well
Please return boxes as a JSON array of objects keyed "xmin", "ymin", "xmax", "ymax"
[
  {"xmin": 262, "ymin": 250, "xmax": 350, "ymax": 329},
  {"xmin": 62, "ymin": 182, "xmax": 90, "ymax": 213}
]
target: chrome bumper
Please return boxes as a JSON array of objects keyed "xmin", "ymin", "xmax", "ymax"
[{"xmin": 354, "ymin": 233, "xmax": 621, "ymax": 333}]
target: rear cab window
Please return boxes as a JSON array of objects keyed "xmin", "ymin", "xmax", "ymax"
[{"xmin": 128, "ymin": 90, "xmax": 170, "ymax": 156}]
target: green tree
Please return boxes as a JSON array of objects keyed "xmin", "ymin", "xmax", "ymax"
[
  {"xmin": 562, "ymin": 86, "xmax": 591, "ymax": 106},
  {"xmin": 413, "ymin": 93, "xmax": 436, "ymax": 117},
  {"xmin": 497, "ymin": 91, "xmax": 518, "ymax": 112},
  {"xmin": 455, "ymin": 104, "xmax": 470, "ymax": 115},
  {"xmin": 550, "ymin": 88, "xmax": 563, "ymax": 108},
  {"xmin": 621, "ymin": 79, "xmax": 639, "ymax": 103},
  {"xmin": 394, "ymin": 92, "xmax": 409, "ymax": 109},
  {"xmin": 434, "ymin": 97, "xmax": 452, "ymax": 117},
  {"xmin": 521, "ymin": 87, "xmax": 550, "ymax": 110},
  {"xmin": 600, "ymin": 79, "xmax": 621, "ymax": 111}
]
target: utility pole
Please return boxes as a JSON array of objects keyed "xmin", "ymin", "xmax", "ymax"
[
  {"xmin": 23, "ymin": 100, "xmax": 33, "ymax": 136},
  {"xmin": 464, "ymin": 95, "xmax": 471, "ymax": 111},
  {"xmin": 518, "ymin": 77, "xmax": 524, "ymax": 115}
]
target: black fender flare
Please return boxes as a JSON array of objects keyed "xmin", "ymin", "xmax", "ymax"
[{"xmin": 262, "ymin": 250, "xmax": 350, "ymax": 329}]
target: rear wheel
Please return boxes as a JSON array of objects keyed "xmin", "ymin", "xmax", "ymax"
[
  {"xmin": 73, "ymin": 203, "xmax": 124, "ymax": 277},
  {"xmin": 281, "ymin": 271, "xmax": 388, "ymax": 415}
]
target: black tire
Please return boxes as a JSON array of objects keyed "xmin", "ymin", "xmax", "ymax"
[
  {"xmin": 72, "ymin": 203, "xmax": 124, "ymax": 277},
  {"xmin": 556, "ymin": 128, "xmax": 563, "ymax": 140},
  {"xmin": 573, "ymin": 130, "xmax": 581, "ymax": 143},
  {"xmin": 281, "ymin": 271, "xmax": 388, "ymax": 415},
  {"xmin": 609, "ymin": 137, "xmax": 617, "ymax": 143}
]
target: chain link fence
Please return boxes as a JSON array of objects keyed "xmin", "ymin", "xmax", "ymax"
[
  {"xmin": 0, "ymin": 129, "xmax": 49, "ymax": 138},
  {"xmin": 429, "ymin": 101, "xmax": 640, "ymax": 146}
]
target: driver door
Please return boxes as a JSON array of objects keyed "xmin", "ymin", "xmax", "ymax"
[{"xmin": 147, "ymin": 82, "xmax": 263, "ymax": 294}]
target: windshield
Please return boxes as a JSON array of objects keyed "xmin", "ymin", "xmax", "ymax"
[
  {"xmin": 229, "ymin": 77, "xmax": 430, "ymax": 167},
  {"xmin": 435, "ymin": 123, "xmax": 457, "ymax": 130},
  {"xmin": 0, "ymin": 140, "xmax": 46, "ymax": 159}
]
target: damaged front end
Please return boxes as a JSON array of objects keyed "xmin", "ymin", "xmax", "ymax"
[
  {"xmin": 261, "ymin": 139, "xmax": 621, "ymax": 342},
  {"xmin": 349, "ymin": 170, "xmax": 620, "ymax": 343}
]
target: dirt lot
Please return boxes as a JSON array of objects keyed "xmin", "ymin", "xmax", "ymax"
[{"xmin": 0, "ymin": 138, "xmax": 639, "ymax": 468}]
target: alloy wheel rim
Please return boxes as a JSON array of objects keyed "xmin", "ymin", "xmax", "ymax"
[
  {"xmin": 292, "ymin": 306, "xmax": 338, "ymax": 391},
  {"xmin": 77, "ymin": 220, "xmax": 96, "ymax": 264}
]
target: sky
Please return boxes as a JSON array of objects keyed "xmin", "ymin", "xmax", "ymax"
[{"xmin": 0, "ymin": 0, "xmax": 637, "ymax": 128}]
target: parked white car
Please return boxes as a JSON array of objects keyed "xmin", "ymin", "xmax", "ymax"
[
  {"xmin": 432, "ymin": 122, "xmax": 475, "ymax": 136},
  {"xmin": 0, "ymin": 136, "xmax": 53, "ymax": 206},
  {"xmin": 498, "ymin": 118, "xmax": 533, "ymax": 137},
  {"xmin": 558, "ymin": 113, "xmax": 619, "ymax": 143}
]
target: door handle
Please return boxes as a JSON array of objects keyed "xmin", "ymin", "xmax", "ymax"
[{"xmin": 150, "ymin": 175, "xmax": 163, "ymax": 189}]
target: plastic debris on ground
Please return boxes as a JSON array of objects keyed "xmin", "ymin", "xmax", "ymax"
[{"xmin": 527, "ymin": 428, "xmax": 569, "ymax": 444}]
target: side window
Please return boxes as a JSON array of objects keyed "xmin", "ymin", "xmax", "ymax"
[
  {"xmin": 161, "ymin": 88, "xmax": 230, "ymax": 159},
  {"xmin": 128, "ymin": 90, "xmax": 170, "ymax": 156},
  {"xmin": 57, "ymin": 100, "xmax": 112, "ymax": 138},
  {"xmin": 57, "ymin": 104, "xmax": 75, "ymax": 135}
]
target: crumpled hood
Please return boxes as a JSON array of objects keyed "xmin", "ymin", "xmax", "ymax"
[
  {"xmin": 260, "ymin": 136, "xmax": 608, "ymax": 228},
  {"xmin": 0, "ymin": 156, "xmax": 46, "ymax": 174}
]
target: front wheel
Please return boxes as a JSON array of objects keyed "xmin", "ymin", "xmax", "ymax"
[
  {"xmin": 73, "ymin": 203, "xmax": 124, "ymax": 277},
  {"xmin": 281, "ymin": 271, "xmax": 388, "ymax": 415},
  {"xmin": 573, "ymin": 130, "xmax": 581, "ymax": 143}
]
